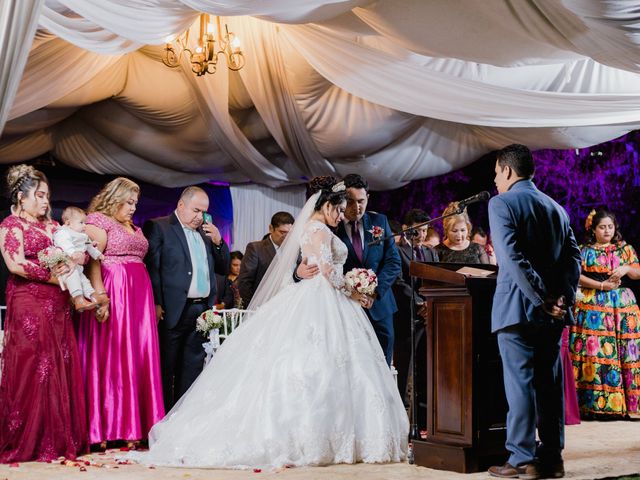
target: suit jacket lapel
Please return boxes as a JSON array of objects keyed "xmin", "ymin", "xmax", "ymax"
[
  {"xmin": 337, "ymin": 221, "xmax": 359, "ymax": 266},
  {"xmin": 262, "ymin": 237, "xmax": 276, "ymax": 265},
  {"xmin": 399, "ymin": 242, "xmax": 411, "ymax": 265},
  {"xmin": 362, "ymin": 213, "xmax": 372, "ymax": 263},
  {"xmin": 170, "ymin": 213, "xmax": 191, "ymax": 260}
]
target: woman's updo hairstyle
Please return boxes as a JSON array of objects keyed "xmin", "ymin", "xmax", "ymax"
[
  {"xmin": 6, "ymin": 164, "xmax": 49, "ymax": 208},
  {"xmin": 585, "ymin": 208, "xmax": 622, "ymax": 245},
  {"xmin": 441, "ymin": 202, "xmax": 472, "ymax": 240},
  {"xmin": 309, "ymin": 176, "xmax": 347, "ymax": 211}
]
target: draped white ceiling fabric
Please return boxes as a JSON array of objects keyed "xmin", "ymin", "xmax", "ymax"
[{"xmin": 2, "ymin": 0, "xmax": 640, "ymax": 190}]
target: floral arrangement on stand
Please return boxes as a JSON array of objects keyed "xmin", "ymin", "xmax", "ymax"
[
  {"xmin": 196, "ymin": 309, "xmax": 225, "ymax": 364},
  {"xmin": 344, "ymin": 268, "xmax": 378, "ymax": 296},
  {"xmin": 37, "ymin": 246, "xmax": 68, "ymax": 268}
]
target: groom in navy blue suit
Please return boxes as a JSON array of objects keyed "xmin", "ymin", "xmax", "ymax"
[
  {"xmin": 336, "ymin": 174, "xmax": 401, "ymax": 365},
  {"xmin": 488, "ymin": 145, "xmax": 580, "ymax": 479}
]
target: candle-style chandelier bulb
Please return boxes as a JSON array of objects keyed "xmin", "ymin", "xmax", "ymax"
[{"xmin": 162, "ymin": 14, "xmax": 245, "ymax": 77}]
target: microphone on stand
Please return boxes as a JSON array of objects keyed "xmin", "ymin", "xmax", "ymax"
[{"xmin": 456, "ymin": 191, "xmax": 491, "ymax": 211}]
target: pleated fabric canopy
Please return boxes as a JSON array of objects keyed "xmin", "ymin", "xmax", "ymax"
[{"xmin": 2, "ymin": 0, "xmax": 640, "ymax": 190}]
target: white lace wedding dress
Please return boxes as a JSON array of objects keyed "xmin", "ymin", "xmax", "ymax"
[{"xmin": 128, "ymin": 220, "xmax": 408, "ymax": 469}]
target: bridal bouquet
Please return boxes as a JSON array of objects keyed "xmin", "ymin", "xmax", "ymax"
[
  {"xmin": 37, "ymin": 246, "xmax": 68, "ymax": 268},
  {"xmin": 196, "ymin": 308, "xmax": 224, "ymax": 336},
  {"xmin": 344, "ymin": 268, "xmax": 378, "ymax": 296}
]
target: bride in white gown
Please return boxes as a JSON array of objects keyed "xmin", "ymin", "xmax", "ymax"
[{"xmin": 128, "ymin": 177, "xmax": 408, "ymax": 469}]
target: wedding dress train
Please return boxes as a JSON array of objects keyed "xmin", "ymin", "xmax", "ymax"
[{"xmin": 128, "ymin": 219, "xmax": 408, "ymax": 469}]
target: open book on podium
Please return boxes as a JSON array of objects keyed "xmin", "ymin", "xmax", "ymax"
[
  {"xmin": 456, "ymin": 266, "xmax": 495, "ymax": 277},
  {"xmin": 409, "ymin": 261, "xmax": 497, "ymax": 291}
]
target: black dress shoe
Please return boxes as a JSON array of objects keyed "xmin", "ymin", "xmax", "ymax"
[
  {"xmin": 489, "ymin": 462, "xmax": 541, "ymax": 479},
  {"xmin": 539, "ymin": 460, "xmax": 565, "ymax": 478}
]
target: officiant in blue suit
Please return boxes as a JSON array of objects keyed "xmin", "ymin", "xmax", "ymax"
[
  {"xmin": 336, "ymin": 174, "xmax": 402, "ymax": 365},
  {"xmin": 487, "ymin": 145, "xmax": 580, "ymax": 479}
]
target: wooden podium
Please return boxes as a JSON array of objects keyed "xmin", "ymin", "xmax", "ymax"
[{"xmin": 408, "ymin": 262, "xmax": 508, "ymax": 473}]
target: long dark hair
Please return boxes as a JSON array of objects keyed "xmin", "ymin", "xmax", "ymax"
[
  {"xmin": 309, "ymin": 176, "xmax": 347, "ymax": 211},
  {"xmin": 585, "ymin": 208, "xmax": 622, "ymax": 245}
]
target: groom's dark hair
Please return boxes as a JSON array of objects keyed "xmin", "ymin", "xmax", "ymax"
[{"xmin": 343, "ymin": 174, "xmax": 369, "ymax": 192}]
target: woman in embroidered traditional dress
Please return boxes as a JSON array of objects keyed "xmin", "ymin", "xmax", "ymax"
[
  {"xmin": 570, "ymin": 208, "xmax": 640, "ymax": 418},
  {"xmin": 75, "ymin": 178, "xmax": 164, "ymax": 449},
  {"xmin": 127, "ymin": 176, "xmax": 408, "ymax": 469},
  {"xmin": 0, "ymin": 165, "xmax": 88, "ymax": 462}
]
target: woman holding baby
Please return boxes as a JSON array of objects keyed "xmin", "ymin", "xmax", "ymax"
[
  {"xmin": 0, "ymin": 165, "xmax": 88, "ymax": 462},
  {"xmin": 76, "ymin": 177, "xmax": 164, "ymax": 450}
]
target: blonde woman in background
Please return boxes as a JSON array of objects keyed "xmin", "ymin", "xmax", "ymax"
[
  {"xmin": 435, "ymin": 203, "xmax": 490, "ymax": 264},
  {"xmin": 75, "ymin": 178, "xmax": 164, "ymax": 450}
]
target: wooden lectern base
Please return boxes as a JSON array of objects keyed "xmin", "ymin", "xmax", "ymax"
[{"xmin": 413, "ymin": 438, "xmax": 508, "ymax": 473}]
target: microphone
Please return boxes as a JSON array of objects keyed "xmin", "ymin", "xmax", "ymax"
[{"xmin": 457, "ymin": 191, "xmax": 490, "ymax": 210}]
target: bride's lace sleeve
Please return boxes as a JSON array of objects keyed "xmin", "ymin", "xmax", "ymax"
[{"xmin": 301, "ymin": 224, "xmax": 349, "ymax": 295}]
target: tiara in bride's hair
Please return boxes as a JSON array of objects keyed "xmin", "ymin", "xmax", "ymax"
[{"xmin": 331, "ymin": 181, "xmax": 346, "ymax": 193}]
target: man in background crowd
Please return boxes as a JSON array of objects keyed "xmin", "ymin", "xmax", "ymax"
[
  {"xmin": 237, "ymin": 211, "xmax": 294, "ymax": 307},
  {"xmin": 393, "ymin": 208, "xmax": 438, "ymax": 404}
]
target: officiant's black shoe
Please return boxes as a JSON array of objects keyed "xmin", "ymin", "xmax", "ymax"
[{"xmin": 488, "ymin": 462, "xmax": 540, "ymax": 479}]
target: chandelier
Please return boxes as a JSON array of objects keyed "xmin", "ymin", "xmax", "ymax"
[{"xmin": 163, "ymin": 14, "xmax": 245, "ymax": 76}]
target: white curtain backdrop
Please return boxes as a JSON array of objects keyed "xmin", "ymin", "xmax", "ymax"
[
  {"xmin": 230, "ymin": 184, "xmax": 306, "ymax": 252},
  {"xmin": 2, "ymin": 0, "xmax": 640, "ymax": 190},
  {"xmin": 0, "ymin": 0, "xmax": 44, "ymax": 134}
]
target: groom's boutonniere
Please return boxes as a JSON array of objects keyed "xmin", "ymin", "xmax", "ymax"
[{"xmin": 368, "ymin": 226, "xmax": 384, "ymax": 239}]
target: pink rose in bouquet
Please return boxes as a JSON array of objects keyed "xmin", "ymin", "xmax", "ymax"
[{"xmin": 344, "ymin": 268, "xmax": 378, "ymax": 296}]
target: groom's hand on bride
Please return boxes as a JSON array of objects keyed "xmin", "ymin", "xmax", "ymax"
[{"xmin": 296, "ymin": 257, "xmax": 319, "ymax": 279}]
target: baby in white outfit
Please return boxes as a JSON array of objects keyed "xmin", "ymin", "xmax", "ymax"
[{"xmin": 53, "ymin": 206, "xmax": 104, "ymax": 311}]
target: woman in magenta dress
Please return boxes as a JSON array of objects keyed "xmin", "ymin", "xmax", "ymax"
[
  {"xmin": 0, "ymin": 165, "xmax": 88, "ymax": 462},
  {"xmin": 76, "ymin": 178, "xmax": 164, "ymax": 448}
]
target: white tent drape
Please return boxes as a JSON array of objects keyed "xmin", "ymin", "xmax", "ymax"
[
  {"xmin": 0, "ymin": 0, "xmax": 44, "ymax": 134},
  {"xmin": 2, "ymin": 0, "xmax": 640, "ymax": 190},
  {"xmin": 230, "ymin": 184, "xmax": 306, "ymax": 252}
]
